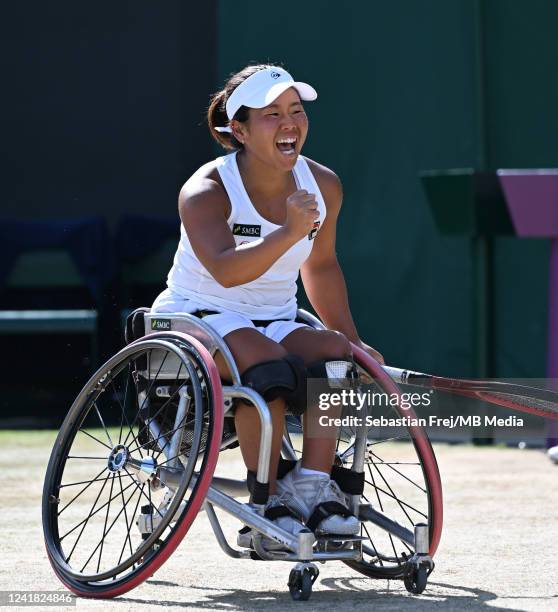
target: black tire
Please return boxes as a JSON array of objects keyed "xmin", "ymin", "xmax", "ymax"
[
  {"xmin": 42, "ymin": 336, "xmax": 223, "ymax": 597},
  {"xmin": 288, "ymin": 569, "xmax": 313, "ymax": 601},
  {"xmin": 404, "ymin": 564, "xmax": 428, "ymax": 594}
]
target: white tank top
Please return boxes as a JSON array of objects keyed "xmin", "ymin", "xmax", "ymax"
[{"xmin": 166, "ymin": 151, "xmax": 327, "ymax": 320}]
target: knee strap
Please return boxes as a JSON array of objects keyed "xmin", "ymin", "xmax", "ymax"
[{"xmin": 241, "ymin": 354, "xmax": 308, "ymax": 415}]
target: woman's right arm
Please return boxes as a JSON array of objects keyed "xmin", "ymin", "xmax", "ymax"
[{"xmin": 179, "ymin": 178, "xmax": 318, "ymax": 288}]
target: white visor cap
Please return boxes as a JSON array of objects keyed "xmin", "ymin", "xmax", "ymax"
[{"xmin": 214, "ymin": 67, "xmax": 317, "ymax": 133}]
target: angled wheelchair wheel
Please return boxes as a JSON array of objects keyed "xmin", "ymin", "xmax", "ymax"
[
  {"xmin": 42, "ymin": 333, "xmax": 223, "ymax": 598},
  {"xmin": 285, "ymin": 346, "xmax": 442, "ymax": 580},
  {"xmin": 344, "ymin": 347, "xmax": 442, "ymax": 579}
]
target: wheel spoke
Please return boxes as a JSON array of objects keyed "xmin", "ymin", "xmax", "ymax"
[
  {"xmin": 123, "ymin": 467, "xmax": 166, "ymax": 520},
  {"xmin": 118, "ymin": 472, "xmax": 141, "ymax": 567},
  {"xmin": 60, "ymin": 479, "xmax": 137, "ymax": 542},
  {"xmin": 156, "ymin": 450, "xmax": 185, "ymax": 468},
  {"xmin": 65, "ymin": 471, "xmax": 112, "ymax": 562},
  {"xmin": 370, "ymin": 459, "xmax": 418, "ymax": 527},
  {"xmin": 123, "ymin": 349, "xmax": 169, "ymax": 447},
  {"xmin": 117, "ymin": 369, "xmax": 131, "ymax": 445},
  {"xmin": 126, "ymin": 381, "xmax": 188, "ymax": 456},
  {"xmin": 366, "ymin": 462, "xmax": 400, "ymax": 563},
  {"xmin": 361, "ymin": 522, "xmax": 383, "ymax": 566},
  {"xmin": 339, "ymin": 434, "xmax": 412, "ymax": 463},
  {"xmin": 79, "ymin": 481, "xmax": 141, "ymax": 573},
  {"xmin": 147, "ymin": 481, "xmax": 155, "ymax": 534},
  {"xmin": 128, "ymin": 414, "xmax": 188, "ymax": 457},
  {"xmin": 152, "ymin": 409, "xmax": 192, "ymax": 462},
  {"xmin": 58, "ymin": 467, "xmax": 109, "ymax": 515},
  {"xmin": 43, "ymin": 337, "xmax": 224, "ymax": 591},
  {"xmin": 78, "ymin": 429, "xmax": 112, "ymax": 450},
  {"xmin": 364, "ymin": 478, "xmax": 427, "ymax": 518},
  {"xmin": 96, "ymin": 474, "xmax": 116, "ymax": 572},
  {"xmin": 60, "ymin": 472, "xmax": 134, "ymax": 489},
  {"xmin": 67, "ymin": 456, "xmax": 107, "ymax": 460},
  {"xmin": 367, "ymin": 449, "xmax": 425, "ymax": 492},
  {"xmin": 94, "ymin": 403, "xmax": 114, "ymax": 447},
  {"xmin": 135, "ymin": 363, "xmax": 187, "ymax": 458},
  {"xmin": 109, "ymin": 373, "xmax": 143, "ymax": 458},
  {"xmin": 116, "ymin": 472, "xmax": 137, "ymax": 565},
  {"xmin": 368, "ymin": 434, "xmax": 409, "ymax": 446}
]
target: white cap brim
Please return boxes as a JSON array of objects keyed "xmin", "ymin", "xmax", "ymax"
[
  {"xmin": 222, "ymin": 67, "xmax": 317, "ymax": 125},
  {"xmin": 259, "ymin": 81, "xmax": 317, "ymax": 108}
]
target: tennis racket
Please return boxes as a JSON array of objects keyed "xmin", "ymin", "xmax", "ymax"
[{"xmin": 382, "ymin": 366, "xmax": 558, "ymax": 421}]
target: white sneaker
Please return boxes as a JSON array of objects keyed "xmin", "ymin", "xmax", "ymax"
[
  {"xmin": 548, "ymin": 445, "xmax": 558, "ymax": 463},
  {"xmin": 277, "ymin": 462, "xmax": 360, "ymax": 536},
  {"xmin": 236, "ymin": 494, "xmax": 307, "ymax": 551}
]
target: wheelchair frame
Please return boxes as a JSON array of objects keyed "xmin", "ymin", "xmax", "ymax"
[{"xmin": 42, "ymin": 308, "xmax": 443, "ymax": 601}]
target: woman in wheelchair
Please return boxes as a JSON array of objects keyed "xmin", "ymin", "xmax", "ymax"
[{"xmin": 151, "ymin": 64, "xmax": 384, "ymax": 547}]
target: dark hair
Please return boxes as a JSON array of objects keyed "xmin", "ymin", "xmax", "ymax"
[{"xmin": 207, "ymin": 63, "xmax": 279, "ymax": 150}]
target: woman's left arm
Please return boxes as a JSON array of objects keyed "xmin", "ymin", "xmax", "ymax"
[{"xmin": 300, "ymin": 162, "xmax": 384, "ymax": 364}]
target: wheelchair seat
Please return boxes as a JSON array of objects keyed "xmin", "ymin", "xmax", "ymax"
[
  {"xmin": 125, "ymin": 307, "xmax": 242, "ymax": 384},
  {"xmin": 124, "ymin": 307, "xmax": 241, "ymax": 452},
  {"xmin": 125, "ymin": 306, "xmax": 326, "ymax": 385}
]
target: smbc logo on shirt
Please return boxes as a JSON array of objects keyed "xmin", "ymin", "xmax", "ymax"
[
  {"xmin": 233, "ymin": 224, "xmax": 261, "ymax": 237},
  {"xmin": 232, "ymin": 221, "xmax": 320, "ymax": 239}
]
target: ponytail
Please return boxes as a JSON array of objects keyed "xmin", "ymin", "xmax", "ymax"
[
  {"xmin": 207, "ymin": 63, "xmax": 279, "ymax": 150},
  {"xmin": 207, "ymin": 89, "xmax": 243, "ymax": 150}
]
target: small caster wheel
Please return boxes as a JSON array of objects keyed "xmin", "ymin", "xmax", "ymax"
[
  {"xmin": 288, "ymin": 565, "xmax": 319, "ymax": 601},
  {"xmin": 404, "ymin": 564, "xmax": 428, "ymax": 594}
]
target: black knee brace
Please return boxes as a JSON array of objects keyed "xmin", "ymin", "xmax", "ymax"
[{"xmin": 241, "ymin": 354, "xmax": 308, "ymax": 415}]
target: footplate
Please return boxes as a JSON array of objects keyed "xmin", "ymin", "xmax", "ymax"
[{"xmin": 316, "ymin": 534, "xmax": 368, "ymax": 543}]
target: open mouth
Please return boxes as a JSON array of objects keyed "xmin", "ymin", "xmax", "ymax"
[{"xmin": 276, "ymin": 137, "xmax": 297, "ymax": 156}]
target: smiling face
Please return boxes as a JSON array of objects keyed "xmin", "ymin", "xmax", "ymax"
[{"xmin": 231, "ymin": 87, "xmax": 309, "ymax": 170}]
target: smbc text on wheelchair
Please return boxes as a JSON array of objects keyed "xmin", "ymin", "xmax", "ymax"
[{"xmin": 42, "ymin": 308, "xmax": 443, "ymax": 601}]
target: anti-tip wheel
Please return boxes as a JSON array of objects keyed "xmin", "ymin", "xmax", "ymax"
[
  {"xmin": 288, "ymin": 566, "xmax": 318, "ymax": 601},
  {"xmin": 403, "ymin": 564, "xmax": 428, "ymax": 594}
]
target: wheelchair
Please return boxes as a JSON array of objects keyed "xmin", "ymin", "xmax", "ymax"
[{"xmin": 42, "ymin": 308, "xmax": 443, "ymax": 601}]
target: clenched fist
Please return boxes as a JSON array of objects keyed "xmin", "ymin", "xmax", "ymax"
[{"xmin": 285, "ymin": 190, "xmax": 320, "ymax": 240}]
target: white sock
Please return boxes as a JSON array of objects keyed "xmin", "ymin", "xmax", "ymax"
[{"xmin": 299, "ymin": 467, "xmax": 329, "ymax": 478}]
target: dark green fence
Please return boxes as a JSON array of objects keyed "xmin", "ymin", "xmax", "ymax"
[{"xmin": 218, "ymin": 0, "xmax": 556, "ymax": 378}]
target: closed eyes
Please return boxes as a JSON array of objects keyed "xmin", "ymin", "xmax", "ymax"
[{"xmin": 266, "ymin": 110, "xmax": 304, "ymax": 117}]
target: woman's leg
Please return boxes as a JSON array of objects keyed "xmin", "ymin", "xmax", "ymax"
[
  {"xmin": 279, "ymin": 328, "xmax": 352, "ymax": 473},
  {"xmin": 213, "ymin": 327, "xmax": 288, "ymax": 494},
  {"xmin": 212, "ymin": 325, "xmax": 308, "ymax": 545},
  {"xmin": 276, "ymin": 327, "xmax": 360, "ymax": 536}
]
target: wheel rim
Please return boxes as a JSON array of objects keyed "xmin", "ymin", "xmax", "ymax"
[
  {"xmin": 43, "ymin": 339, "xmax": 214, "ymax": 585},
  {"xmin": 285, "ymin": 347, "xmax": 442, "ymax": 577},
  {"xmin": 348, "ymin": 346, "xmax": 442, "ymax": 576}
]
